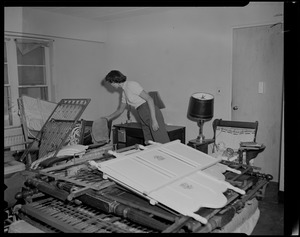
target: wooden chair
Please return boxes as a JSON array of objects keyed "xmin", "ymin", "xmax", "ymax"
[
  {"xmin": 19, "ymin": 98, "xmax": 91, "ymax": 167},
  {"xmin": 13, "ymin": 96, "xmax": 55, "ymax": 164},
  {"xmin": 212, "ymin": 119, "xmax": 265, "ymax": 165}
]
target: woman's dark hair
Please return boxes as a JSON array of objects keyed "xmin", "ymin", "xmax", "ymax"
[{"xmin": 105, "ymin": 70, "xmax": 127, "ymax": 83}]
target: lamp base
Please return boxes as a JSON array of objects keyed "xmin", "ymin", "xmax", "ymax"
[
  {"xmin": 195, "ymin": 120, "xmax": 208, "ymax": 144},
  {"xmin": 196, "ymin": 134, "xmax": 205, "ymax": 144}
]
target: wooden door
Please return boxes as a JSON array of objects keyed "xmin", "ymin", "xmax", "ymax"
[{"xmin": 232, "ymin": 23, "xmax": 283, "ymax": 181}]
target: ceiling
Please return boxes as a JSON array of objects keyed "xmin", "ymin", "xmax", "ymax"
[{"xmin": 29, "ymin": 7, "xmax": 178, "ymax": 22}]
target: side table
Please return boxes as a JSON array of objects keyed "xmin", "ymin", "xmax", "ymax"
[
  {"xmin": 113, "ymin": 122, "xmax": 186, "ymax": 149},
  {"xmin": 187, "ymin": 139, "xmax": 215, "ymax": 154}
]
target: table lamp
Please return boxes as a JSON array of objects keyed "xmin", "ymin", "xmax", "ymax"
[{"xmin": 187, "ymin": 92, "xmax": 214, "ymax": 144}]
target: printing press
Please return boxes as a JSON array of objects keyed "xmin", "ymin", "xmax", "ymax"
[
  {"xmin": 10, "ymin": 142, "xmax": 272, "ymax": 233},
  {"xmin": 5, "ymin": 98, "xmax": 273, "ymax": 233}
]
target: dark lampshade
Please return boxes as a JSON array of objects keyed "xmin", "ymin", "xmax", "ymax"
[
  {"xmin": 187, "ymin": 92, "xmax": 214, "ymax": 143},
  {"xmin": 149, "ymin": 91, "xmax": 166, "ymax": 109},
  {"xmin": 187, "ymin": 92, "xmax": 214, "ymax": 121}
]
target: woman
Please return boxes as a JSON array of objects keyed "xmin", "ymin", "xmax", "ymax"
[{"xmin": 104, "ymin": 70, "xmax": 170, "ymax": 144}]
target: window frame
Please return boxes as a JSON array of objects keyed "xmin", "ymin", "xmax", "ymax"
[{"xmin": 4, "ymin": 35, "xmax": 53, "ymax": 128}]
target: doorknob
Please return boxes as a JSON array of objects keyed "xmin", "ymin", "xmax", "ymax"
[{"xmin": 233, "ymin": 106, "xmax": 238, "ymax": 110}]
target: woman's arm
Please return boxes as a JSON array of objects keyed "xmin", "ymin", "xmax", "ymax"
[
  {"xmin": 139, "ymin": 90, "xmax": 159, "ymax": 131},
  {"xmin": 105, "ymin": 102, "xmax": 126, "ymax": 121}
]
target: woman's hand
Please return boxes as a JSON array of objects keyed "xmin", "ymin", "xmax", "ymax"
[{"xmin": 152, "ymin": 119, "xmax": 159, "ymax": 131}]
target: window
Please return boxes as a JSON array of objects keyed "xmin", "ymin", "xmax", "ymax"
[
  {"xmin": 4, "ymin": 36, "xmax": 52, "ymax": 128},
  {"xmin": 4, "ymin": 41, "xmax": 12, "ymax": 126}
]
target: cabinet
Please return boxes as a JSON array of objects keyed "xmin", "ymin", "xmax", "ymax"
[{"xmin": 113, "ymin": 122, "xmax": 185, "ymax": 149}]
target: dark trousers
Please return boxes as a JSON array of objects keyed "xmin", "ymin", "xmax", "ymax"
[{"xmin": 136, "ymin": 102, "xmax": 170, "ymax": 144}]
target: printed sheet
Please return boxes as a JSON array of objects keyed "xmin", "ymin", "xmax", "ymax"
[{"xmin": 97, "ymin": 140, "xmax": 244, "ymax": 224}]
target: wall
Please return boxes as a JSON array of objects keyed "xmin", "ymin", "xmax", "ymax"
[
  {"xmin": 51, "ymin": 38, "xmax": 110, "ymax": 120},
  {"xmin": 104, "ymin": 8, "xmax": 232, "ymax": 136},
  {"xmin": 4, "ymin": 7, "xmax": 23, "ymax": 32},
  {"xmin": 5, "ymin": 7, "xmax": 108, "ymax": 42}
]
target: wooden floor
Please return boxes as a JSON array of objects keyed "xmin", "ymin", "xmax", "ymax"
[{"xmin": 251, "ymin": 181, "xmax": 284, "ymax": 235}]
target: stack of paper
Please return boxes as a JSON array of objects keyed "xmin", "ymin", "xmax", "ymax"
[{"xmin": 240, "ymin": 142, "xmax": 264, "ymax": 150}]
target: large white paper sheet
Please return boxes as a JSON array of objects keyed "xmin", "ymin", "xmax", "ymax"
[{"xmin": 97, "ymin": 140, "xmax": 245, "ymax": 224}]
